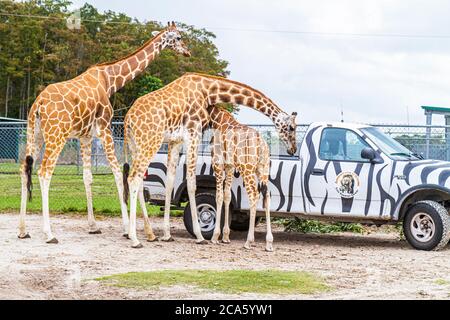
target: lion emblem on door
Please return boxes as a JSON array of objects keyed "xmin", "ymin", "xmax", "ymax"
[{"xmin": 335, "ymin": 172, "xmax": 360, "ymax": 198}]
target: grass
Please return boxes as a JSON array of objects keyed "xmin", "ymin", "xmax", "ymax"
[
  {"xmin": 283, "ymin": 218, "xmax": 365, "ymax": 234},
  {"xmin": 96, "ymin": 269, "xmax": 330, "ymax": 295},
  {"xmin": 434, "ymin": 279, "xmax": 450, "ymax": 286},
  {"xmin": 0, "ymin": 167, "xmax": 182, "ymax": 216}
]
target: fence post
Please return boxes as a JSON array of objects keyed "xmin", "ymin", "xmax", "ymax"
[
  {"xmin": 446, "ymin": 116, "xmax": 450, "ymax": 162},
  {"xmin": 425, "ymin": 111, "xmax": 432, "ymax": 159},
  {"xmin": 76, "ymin": 139, "xmax": 80, "ymax": 175}
]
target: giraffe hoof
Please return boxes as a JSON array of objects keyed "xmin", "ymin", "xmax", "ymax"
[
  {"xmin": 18, "ymin": 233, "xmax": 31, "ymax": 239},
  {"xmin": 196, "ymin": 240, "xmax": 209, "ymax": 245},
  {"xmin": 265, "ymin": 246, "xmax": 274, "ymax": 252},
  {"xmin": 46, "ymin": 237, "xmax": 59, "ymax": 244},
  {"xmin": 89, "ymin": 229, "xmax": 102, "ymax": 235},
  {"xmin": 244, "ymin": 242, "xmax": 252, "ymax": 250},
  {"xmin": 132, "ymin": 243, "xmax": 143, "ymax": 249},
  {"xmin": 221, "ymin": 239, "xmax": 231, "ymax": 244},
  {"xmin": 211, "ymin": 239, "xmax": 220, "ymax": 245},
  {"xmin": 160, "ymin": 236, "xmax": 174, "ymax": 242},
  {"xmin": 147, "ymin": 236, "xmax": 158, "ymax": 242}
]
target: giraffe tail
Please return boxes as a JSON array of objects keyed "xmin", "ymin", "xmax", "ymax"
[
  {"xmin": 122, "ymin": 121, "xmax": 130, "ymax": 204},
  {"xmin": 122, "ymin": 163, "xmax": 130, "ymax": 205},
  {"xmin": 24, "ymin": 156, "xmax": 33, "ymax": 201},
  {"xmin": 23, "ymin": 100, "xmax": 41, "ymax": 201},
  {"xmin": 259, "ymin": 182, "xmax": 268, "ymax": 209}
]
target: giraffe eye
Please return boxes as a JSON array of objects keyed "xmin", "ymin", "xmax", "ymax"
[
  {"xmin": 289, "ymin": 125, "xmax": 295, "ymax": 132},
  {"xmin": 176, "ymin": 36, "xmax": 181, "ymax": 41}
]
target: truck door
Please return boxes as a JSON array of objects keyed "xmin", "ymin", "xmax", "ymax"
[{"xmin": 305, "ymin": 126, "xmax": 388, "ymax": 217}]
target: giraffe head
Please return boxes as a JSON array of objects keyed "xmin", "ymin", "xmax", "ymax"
[
  {"xmin": 275, "ymin": 111, "xmax": 298, "ymax": 156},
  {"xmin": 152, "ymin": 21, "xmax": 191, "ymax": 57}
]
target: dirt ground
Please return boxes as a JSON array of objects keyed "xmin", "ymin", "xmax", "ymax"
[{"xmin": 0, "ymin": 213, "xmax": 449, "ymax": 300}]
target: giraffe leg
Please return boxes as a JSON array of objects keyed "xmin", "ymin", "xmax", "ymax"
[
  {"xmin": 264, "ymin": 187, "xmax": 273, "ymax": 252},
  {"xmin": 38, "ymin": 140, "xmax": 67, "ymax": 243},
  {"xmin": 80, "ymin": 137, "xmax": 100, "ymax": 234},
  {"xmin": 161, "ymin": 142, "xmax": 182, "ymax": 242},
  {"xmin": 19, "ymin": 134, "xmax": 43, "ymax": 239},
  {"xmin": 128, "ymin": 176, "xmax": 142, "ymax": 248},
  {"xmin": 127, "ymin": 143, "xmax": 162, "ymax": 248},
  {"xmin": 185, "ymin": 135, "xmax": 207, "ymax": 244},
  {"xmin": 243, "ymin": 174, "xmax": 258, "ymax": 250},
  {"xmin": 139, "ymin": 180, "xmax": 157, "ymax": 242},
  {"xmin": 211, "ymin": 166, "xmax": 224, "ymax": 244},
  {"xmin": 18, "ymin": 168, "xmax": 31, "ymax": 239},
  {"xmin": 222, "ymin": 168, "xmax": 234, "ymax": 244},
  {"xmin": 96, "ymin": 124, "xmax": 129, "ymax": 236}
]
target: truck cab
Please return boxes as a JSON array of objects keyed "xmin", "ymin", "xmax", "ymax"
[{"xmin": 144, "ymin": 122, "xmax": 450, "ymax": 251}]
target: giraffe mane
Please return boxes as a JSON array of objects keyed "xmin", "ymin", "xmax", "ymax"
[
  {"xmin": 183, "ymin": 72, "xmax": 282, "ymax": 112},
  {"xmin": 94, "ymin": 28, "xmax": 165, "ymax": 67}
]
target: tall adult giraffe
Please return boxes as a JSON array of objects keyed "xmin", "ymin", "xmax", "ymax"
[
  {"xmin": 19, "ymin": 22, "xmax": 191, "ymax": 243},
  {"xmin": 208, "ymin": 105, "xmax": 275, "ymax": 251},
  {"xmin": 123, "ymin": 72, "xmax": 298, "ymax": 248}
]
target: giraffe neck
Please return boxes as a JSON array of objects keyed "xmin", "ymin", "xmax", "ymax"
[
  {"xmin": 201, "ymin": 75, "xmax": 286, "ymax": 123},
  {"xmin": 208, "ymin": 106, "xmax": 237, "ymax": 129},
  {"xmin": 101, "ymin": 34, "xmax": 165, "ymax": 96}
]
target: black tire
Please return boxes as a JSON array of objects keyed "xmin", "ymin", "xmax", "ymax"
[
  {"xmin": 403, "ymin": 200, "xmax": 450, "ymax": 251},
  {"xmin": 230, "ymin": 214, "xmax": 261, "ymax": 231},
  {"xmin": 230, "ymin": 213, "xmax": 250, "ymax": 231},
  {"xmin": 183, "ymin": 192, "xmax": 224, "ymax": 240}
]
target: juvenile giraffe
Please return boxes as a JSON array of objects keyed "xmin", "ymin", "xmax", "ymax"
[
  {"xmin": 123, "ymin": 72, "xmax": 297, "ymax": 248},
  {"xmin": 19, "ymin": 22, "xmax": 190, "ymax": 243},
  {"xmin": 208, "ymin": 106, "xmax": 284, "ymax": 251}
]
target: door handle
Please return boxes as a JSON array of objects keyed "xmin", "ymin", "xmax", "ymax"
[{"xmin": 311, "ymin": 168, "xmax": 324, "ymax": 176}]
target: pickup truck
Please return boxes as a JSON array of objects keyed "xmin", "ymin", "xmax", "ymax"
[{"xmin": 143, "ymin": 122, "xmax": 450, "ymax": 251}]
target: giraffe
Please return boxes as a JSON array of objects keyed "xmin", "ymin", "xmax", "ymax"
[
  {"xmin": 208, "ymin": 105, "xmax": 277, "ymax": 251},
  {"xmin": 18, "ymin": 22, "xmax": 190, "ymax": 244},
  {"xmin": 123, "ymin": 72, "xmax": 297, "ymax": 248}
]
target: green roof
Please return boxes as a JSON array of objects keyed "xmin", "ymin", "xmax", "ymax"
[{"xmin": 421, "ymin": 106, "xmax": 450, "ymax": 113}]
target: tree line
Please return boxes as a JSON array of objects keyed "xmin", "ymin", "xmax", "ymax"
[{"xmin": 0, "ymin": 0, "xmax": 229, "ymax": 119}]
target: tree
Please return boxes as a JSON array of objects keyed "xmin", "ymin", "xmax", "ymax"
[{"xmin": 0, "ymin": 0, "xmax": 230, "ymax": 119}]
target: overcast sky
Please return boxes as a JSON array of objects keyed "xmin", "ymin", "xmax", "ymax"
[{"xmin": 70, "ymin": 0, "xmax": 450, "ymax": 125}]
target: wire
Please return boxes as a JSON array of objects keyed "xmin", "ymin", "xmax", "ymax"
[
  {"xmin": 2, "ymin": 11, "xmax": 450, "ymax": 39},
  {"xmin": 0, "ymin": 12, "xmax": 150, "ymax": 25},
  {"xmin": 207, "ymin": 26, "xmax": 450, "ymax": 39}
]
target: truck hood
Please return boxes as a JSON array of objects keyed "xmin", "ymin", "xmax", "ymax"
[{"xmin": 399, "ymin": 159, "xmax": 450, "ymax": 188}]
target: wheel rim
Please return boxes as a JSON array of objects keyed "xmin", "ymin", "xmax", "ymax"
[
  {"xmin": 197, "ymin": 203, "xmax": 216, "ymax": 232},
  {"xmin": 410, "ymin": 212, "xmax": 436, "ymax": 243}
]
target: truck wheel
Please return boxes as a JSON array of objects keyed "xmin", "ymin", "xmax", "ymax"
[
  {"xmin": 230, "ymin": 214, "xmax": 250, "ymax": 231},
  {"xmin": 230, "ymin": 214, "xmax": 261, "ymax": 231},
  {"xmin": 183, "ymin": 192, "xmax": 224, "ymax": 240},
  {"xmin": 403, "ymin": 200, "xmax": 450, "ymax": 251}
]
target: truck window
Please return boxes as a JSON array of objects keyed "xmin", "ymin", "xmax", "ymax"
[{"xmin": 319, "ymin": 128, "xmax": 370, "ymax": 162}]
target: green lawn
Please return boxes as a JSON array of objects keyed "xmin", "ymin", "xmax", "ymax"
[
  {"xmin": 0, "ymin": 165, "xmax": 177, "ymax": 216},
  {"xmin": 96, "ymin": 270, "xmax": 330, "ymax": 294}
]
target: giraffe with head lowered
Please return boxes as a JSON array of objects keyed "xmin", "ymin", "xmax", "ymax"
[
  {"xmin": 208, "ymin": 105, "xmax": 287, "ymax": 251},
  {"xmin": 123, "ymin": 72, "xmax": 297, "ymax": 248},
  {"xmin": 19, "ymin": 22, "xmax": 190, "ymax": 244}
]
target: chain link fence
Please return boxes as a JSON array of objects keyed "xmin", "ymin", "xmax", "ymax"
[{"xmin": 1, "ymin": 120, "xmax": 449, "ymax": 214}]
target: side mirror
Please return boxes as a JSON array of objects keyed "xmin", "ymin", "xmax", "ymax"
[{"xmin": 361, "ymin": 147, "xmax": 383, "ymax": 164}]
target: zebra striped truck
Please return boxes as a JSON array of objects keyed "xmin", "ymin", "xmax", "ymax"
[{"xmin": 143, "ymin": 122, "xmax": 450, "ymax": 251}]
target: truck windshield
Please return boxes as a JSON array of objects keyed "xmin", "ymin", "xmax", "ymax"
[{"xmin": 361, "ymin": 127, "xmax": 422, "ymax": 161}]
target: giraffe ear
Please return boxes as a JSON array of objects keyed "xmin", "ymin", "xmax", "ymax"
[
  {"xmin": 292, "ymin": 112, "xmax": 298, "ymax": 117},
  {"xmin": 151, "ymin": 31, "xmax": 159, "ymax": 37}
]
